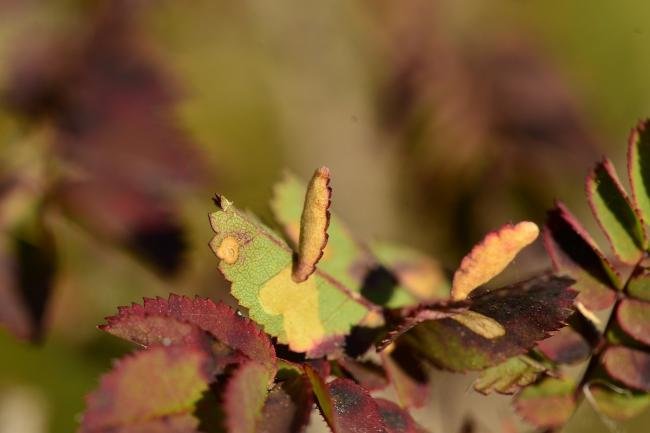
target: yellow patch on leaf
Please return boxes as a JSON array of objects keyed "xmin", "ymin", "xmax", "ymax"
[
  {"xmin": 259, "ymin": 266, "xmax": 325, "ymax": 352},
  {"xmin": 215, "ymin": 236, "xmax": 239, "ymax": 264},
  {"xmin": 293, "ymin": 167, "xmax": 331, "ymax": 282},
  {"xmin": 451, "ymin": 311, "xmax": 505, "ymax": 339},
  {"xmin": 452, "ymin": 221, "xmax": 539, "ymax": 300}
]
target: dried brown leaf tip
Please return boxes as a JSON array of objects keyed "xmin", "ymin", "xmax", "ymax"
[
  {"xmin": 452, "ymin": 221, "xmax": 539, "ymax": 300},
  {"xmin": 293, "ymin": 166, "xmax": 332, "ymax": 282}
]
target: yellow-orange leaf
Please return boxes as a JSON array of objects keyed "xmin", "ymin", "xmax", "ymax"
[
  {"xmin": 452, "ymin": 221, "xmax": 539, "ymax": 300},
  {"xmin": 293, "ymin": 167, "xmax": 331, "ymax": 282}
]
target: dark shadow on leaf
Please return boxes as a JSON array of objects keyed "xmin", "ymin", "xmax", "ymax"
[{"xmin": 360, "ymin": 265, "xmax": 398, "ymax": 306}]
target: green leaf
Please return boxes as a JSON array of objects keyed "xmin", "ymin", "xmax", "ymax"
[
  {"xmin": 80, "ymin": 345, "xmax": 212, "ymax": 433},
  {"xmin": 223, "ymin": 361, "xmax": 275, "ymax": 433},
  {"xmin": 544, "ymin": 202, "xmax": 619, "ymax": 310},
  {"xmin": 628, "ymin": 268, "xmax": 650, "ymax": 301},
  {"xmin": 585, "ymin": 381, "xmax": 650, "ymax": 421},
  {"xmin": 627, "ymin": 119, "xmax": 650, "ymax": 225},
  {"xmin": 513, "ymin": 377, "xmax": 576, "ymax": 429},
  {"xmin": 209, "ymin": 198, "xmax": 373, "ymax": 356},
  {"xmin": 586, "ymin": 158, "xmax": 646, "ymax": 263},
  {"xmin": 602, "ymin": 346, "xmax": 650, "ymax": 392},
  {"xmin": 474, "ymin": 355, "xmax": 546, "ymax": 395}
]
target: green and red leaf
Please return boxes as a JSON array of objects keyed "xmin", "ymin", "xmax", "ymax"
[
  {"xmin": 223, "ymin": 361, "xmax": 275, "ymax": 433},
  {"xmin": 536, "ymin": 323, "xmax": 593, "ymax": 365},
  {"xmin": 602, "ymin": 346, "xmax": 650, "ymax": 392},
  {"xmin": 585, "ymin": 381, "xmax": 650, "ymax": 421},
  {"xmin": 513, "ymin": 377, "xmax": 576, "ymax": 429},
  {"xmin": 616, "ymin": 299, "xmax": 650, "ymax": 346},
  {"xmin": 396, "ymin": 275, "xmax": 575, "ymax": 371},
  {"xmin": 586, "ymin": 158, "xmax": 646, "ymax": 263},
  {"xmin": 544, "ymin": 202, "xmax": 619, "ymax": 310},
  {"xmin": 627, "ymin": 119, "xmax": 650, "ymax": 225},
  {"xmin": 80, "ymin": 345, "xmax": 212, "ymax": 433},
  {"xmin": 628, "ymin": 268, "xmax": 650, "ymax": 301}
]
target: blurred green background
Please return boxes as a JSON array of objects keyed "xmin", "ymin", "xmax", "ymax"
[{"xmin": 1, "ymin": 0, "xmax": 649, "ymax": 432}]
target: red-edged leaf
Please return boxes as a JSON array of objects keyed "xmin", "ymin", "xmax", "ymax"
[
  {"xmin": 602, "ymin": 346, "xmax": 650, "ymax": 392},
  {"xmin": 513, "ymin": 377, "xmax": 576, "ymax": 429},
  {"xmin": 397, "ymin": 275, "xmax": 575, "ymax": 371},
  {"xmin": 628, "ymin": 268, "xmax": 650, "ymax": 301},
  {"xmin": 627, "ymin": 119, "xmax": 650, "ymax": 225},
  {"xmin": 80, "ymin": 345, "xmax": 212, "ymax": 433},
  {"xmin": 616, "ymin": 299, "xmax": 650, "ymax": 346},
  {"xmin": 305, "ymin": 366, "xmax": 387, "ymax": 433},
  {"xmin": 223, "ymin": 361, "xmax": 275, "ymax": 433},
  {"xmin": 375, "ymin": 398, "xmax": 428, "ymax": 433},
  {"xmin": 258, "ymin": 373, "xmax": 313, "ymax": 433},
  {"xmin": 544, "ymin": 202, "xmax": 619, "ymax": 310},
  {"xmin": 586, "ymin": 158, "xmax": 646, "ymax": 264},
  {"xmin": 100, "ymin": 295, "xmax": 276, "ymax": 372},
  {"xmin": 451, "ymin": 221, "xmax": 539, "ymax": 300}
]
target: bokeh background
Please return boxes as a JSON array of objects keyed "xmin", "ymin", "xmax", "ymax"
[{"xmin": 1, "ymin": 1, "xmax": 649, "ymax": 432}]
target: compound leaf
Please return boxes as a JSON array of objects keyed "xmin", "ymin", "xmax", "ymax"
[
  {"xmin": 602, "ymin": 346, "xmax": 650, "ymax": 392},
  {"xmin": 451, "ymin": 221, "xmax": 539, "ymax": 300},
  {"xmin": 80, "ymin": 345, "xmax": 211, "ymax": 433},
  {"xmin": 544, "ymin": 202, "xmax": 619, "ymax": 310},
  {"xmin": 513, "ymin": 377, "xmax": 576, "ymax": 429},
  {"xmin": 586, "ymin": 158, "xmax": 645, "ymax": 263},
  {"xmin": 209, "ymin": 199, "xmax": 373, "ymax": 356}
]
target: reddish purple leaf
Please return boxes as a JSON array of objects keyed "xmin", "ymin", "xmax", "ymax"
[
  {"xmin": 394, "ymin": 275, "xmax": 576, "ymax": 371},
  {"xmin": 536, "ymin": 325, "xmax": 592, "ymax": 365},
  {"xmin": 305, "ymin": 366, "xmax": 387, "ymax": 433},
  {"xmin": 80, "ymin": 345, "xmax": 212, "ymax": 433},
  {"xmin": 544, "ymin": 202, "xmax": 618, "ymax": 310},
  {"xmin": 602, "ymin": 346, "xmax": 650, "ymax": 392},
  {"xmin": 375, "ymin": 398, "xmax": 428, "ymax": 433},
  {"xmin": 616, "ymin": 299, "xmax": 650, "ymax": 346},
  {"xmin": 223, "ymin": 361, "xmax": 275, "ymax": 433},
  {"xmin": 258, "ymin": 373, "xmax": 313, "ymax": 433},
  {"xmin": 100, "ymin": 294, "xmax": 276, "ymax": 372}
]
